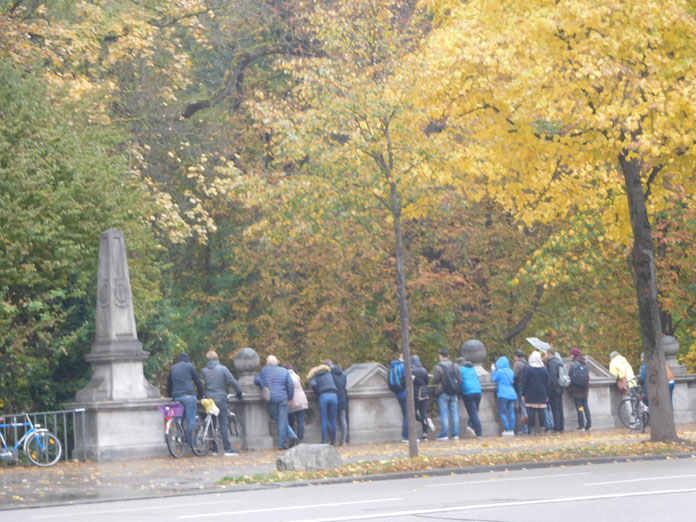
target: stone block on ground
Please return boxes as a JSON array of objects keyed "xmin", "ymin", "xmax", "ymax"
[{"xmin": 276, "ymin": 443, "xmax": 343, "ymax": 471}]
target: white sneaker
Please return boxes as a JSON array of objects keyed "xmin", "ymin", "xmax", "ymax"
[
  {"xmin": 224, "ymin": 451, "xmax": 238, "ymax": 457},
  {"xmin": 436, "ymin": 436, "xmax": 449, "ymax": 442},
  {"xmin": 452, "ymin": 436, "xmax": 459, "ymax": 440},
  {"xmin": 401, "ymin": 439, "xmax": 409, "ymax": 443},
  {"xmin": 427, "ymin": 418, "xmax": 436, "ymax": 431},
  {"xmin": 465, "ymin": 426, "xmax": 476, "ymax": 437}
]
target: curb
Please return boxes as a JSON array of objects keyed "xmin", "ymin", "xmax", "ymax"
[{"xmin": 252, "ymin": 451, "xmax": 696, "ymax": 489}]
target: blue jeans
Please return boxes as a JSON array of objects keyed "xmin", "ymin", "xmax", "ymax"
[
  {"xmin": 437, "ymin": 393, "xmax": 459, "ymax": 438},
  {"xmin": 544, "ymin": 404, "xmax": 554, "ymax": 429},
  {"xmin": 397, "ymin": 394, "xmax": 408, "ymax": 440},
  {"xmin": 289, "ymin": 409, "xmax": 305, "ymax": 440},
  {"xmin": 270, "ymin": 399, "xmax": 297, "ymax": 449},
  {"xmin": 498, "ymin": 397, "xmax": 515, "ymax": 432},
  {"xmin": 319, "ymin": 393, "xmax": 338, "ymax": 443},
  {"xmin": 174, "ymin": 394, "xmax": 198, "ymax": 442},
  {"xmin": 463, "ymin": 393, "xmax": 482, "ymax": 436}
]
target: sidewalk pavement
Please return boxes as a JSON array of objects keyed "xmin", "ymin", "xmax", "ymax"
[{"xmin": 2, "ymin": 424, "xmax": 695, "ymax": 510}]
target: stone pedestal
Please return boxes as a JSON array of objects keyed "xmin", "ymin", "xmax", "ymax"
[
  {"xmin": 69, "ymin": 229, "xmax": 163, "ymax": 461},
  {"xmin": 233, "ymin": 347, "xmax": 273, "ymax": 450}
]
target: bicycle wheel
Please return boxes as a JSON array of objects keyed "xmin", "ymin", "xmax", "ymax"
[
  {"xmin": 24, "ymin": 430, "xmax": 62, "ymax": 467},
  {"xmin": 191, "ymin": 416, "xmax": 211, "ymax": 456},
  {"xmin": 165, "ymin": 418, "xmax": 186, "ymax": 458},
  {"xmin": 617, "ymin": 398, "xmax": 640, "ymax": 430},
  {"xmin": 228, "ymin": 412, "xmax": 247, "ymax": 452}
]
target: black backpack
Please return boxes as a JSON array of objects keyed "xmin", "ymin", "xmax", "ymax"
[
  {"xmin": 570, "ymin": 361, "xmax": 590, "ymax": 387},
  {"xmin": 388, "ymin": 363, "xmax": 406, "ymax": 393},
  {"xmin": 438, "ymin": 362, "xmax": 462, "ymax": 395}
]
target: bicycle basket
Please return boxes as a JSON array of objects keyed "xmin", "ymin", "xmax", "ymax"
[
  {"xmin": 157, "ymin": 402, "xmax": 185, "ymax": 418},
  {"xmin": 201, "ymin": 398, "xmax": 220, "ymax": 416}
]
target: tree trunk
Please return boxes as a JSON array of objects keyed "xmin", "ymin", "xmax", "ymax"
[
  {"xmin": 390, "ymin": 181, "xmax": 418, "ymax": 457},
  {"xmin": 619, "ymin": 152, "xmax": 678, "ymax": 442}
]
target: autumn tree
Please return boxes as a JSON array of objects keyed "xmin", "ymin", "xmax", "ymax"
[
  {"xmin": 418, "ymin": 0, "xmax": 696, "ymax": 441},
  {"xmin": 0, "ymin": 60, "xmax": 168, "ymax": 411}
]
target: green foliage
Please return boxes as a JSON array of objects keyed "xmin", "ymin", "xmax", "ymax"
[{"xmin": 0, "ymin": 59, "xmax": 167, "ymax": 411}]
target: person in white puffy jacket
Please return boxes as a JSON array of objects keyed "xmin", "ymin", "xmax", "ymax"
[{"xmin": 284, "ymin": 363, "xmax": 308, "ymax": 441}]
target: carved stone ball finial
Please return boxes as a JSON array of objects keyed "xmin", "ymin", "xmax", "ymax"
[
  {"xmin": 234, "ymin": 347, "xmax": 260, "ymax": 374},
  {"xmin": 460, "ymin": 339, "xmax": 487, "ymax": 366},
  {"xmin": 662, "ymin": 335, "xmax": 679, "ymax": 359}
]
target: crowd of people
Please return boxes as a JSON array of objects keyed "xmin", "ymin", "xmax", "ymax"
[
  {"xmin": 166, "ymin": 345, "xmax": 664, "ymax": 450},
  {"xmin": 389, "ymin": 346, "xmax": 599, "ymax": 439},
  {"xmin": 254, "ymin": 355, "xmax": 348, "ymax": 449}
]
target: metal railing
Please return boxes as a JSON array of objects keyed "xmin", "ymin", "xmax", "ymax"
[{"xmin": 0, "ymin": 408, "xmax": 87, "ymax": 464}]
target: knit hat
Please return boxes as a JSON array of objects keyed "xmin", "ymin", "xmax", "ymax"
[
  {"xmin": 570, "ymin": 348, "xmax": 582, "ymax": 358},
  {"xmin": 514, "ymin": 349, "xmax": 525, "ymax": 358},
  {"xmin": 609, "ymin": 351, "xmax": 619, "ymax": 359}
]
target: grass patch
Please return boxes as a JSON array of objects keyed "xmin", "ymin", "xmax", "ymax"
[{"xmin": 220, "ymin": 439, "xmax": 696, "ymax": 486}]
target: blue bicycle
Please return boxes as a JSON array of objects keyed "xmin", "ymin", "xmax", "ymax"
[{"xmin": 0, "ymin": 414, "xmax": 62, "ymax": 467}]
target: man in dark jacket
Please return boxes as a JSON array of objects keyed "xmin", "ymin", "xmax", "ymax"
[
  {"xmin": 327, "ymin": 360, "xmax": 349, "ymax": 446},
  {"xmin": 308, "ymin": 362, "xmax": 338, "ymax": 444},
  {"xmin": 202, "ymin": 351, "xmax": 243, "ymax": 456},
  {"xmin": 254, "ymin": 355, "xmax": 297, "ymax": 449},
  {"xmin": 544, "ymin": 347, "xmax": 565, "ymax": 432},
  {"xmin": 167, "ymin": 352, "xmax": 204, "ymax": 442},
  {"xmin": 432, "ymin": 349, "xmax": 460, "ymax": 441}
]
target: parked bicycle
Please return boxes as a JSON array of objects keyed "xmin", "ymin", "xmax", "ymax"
[
  {"xmin": 191, "ymin": 395, "xmax": 246, "ymax": 456},
  {"xmin": 0, "ymin": 413, "xmax": 62, "ymax": 467},
  {"xmin": 617, "ymin": 379, "xmax": 649, "ymax": 432},
  {"xmin": 157, "ymin": 402, "xmax": 188, "ymax": 458}
]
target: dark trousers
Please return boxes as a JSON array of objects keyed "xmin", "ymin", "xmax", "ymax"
[
  {"xmin": 414, "ymin": 398, "xmax": 429, "ymax": 435},
  {"xmin": 463, "ymin": 393, "xmax": 482, "ymax": 436},
  {"xmin": 573, "ymin": 397, "xmax": 591, "ymax": 429},
  {"xmin": 527, "ymin": 407, "xmax": 546, "ymax": 433},
  {"xmin": 549, "ymin": 389, "xmax": 564, "ymax": 432}
]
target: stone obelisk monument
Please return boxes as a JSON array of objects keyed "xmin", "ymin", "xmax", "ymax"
[{"xmin": 70, "ymin": 229, "xmax": 164, "ymax": 460}]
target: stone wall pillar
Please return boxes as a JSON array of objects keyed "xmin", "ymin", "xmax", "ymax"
[{"xmin": 233, "ymin": 347, "xmax": 274, "ymax": 450}]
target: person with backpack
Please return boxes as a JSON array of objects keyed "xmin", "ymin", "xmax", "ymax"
[
  {"xmin": 512, "ymin": 349, "xmax": 529, "ymax": 435},
  {"xmin": 432, "ymin": 349, "xmax": 460, "ymax": 441},
  {"xmin": 491, "ymin": 355, "xmax": 517, "ymax": 436},
  {"xmin": 388, "ymin": 355, "xmax": 409, "ymax": 442},
  {"xmin": 543, "ymin": 347, "xmax": 565, "ymax": 433},
  {"xmin": 568, "ymin": 348, "xmax": 591, "ymax": 431}
]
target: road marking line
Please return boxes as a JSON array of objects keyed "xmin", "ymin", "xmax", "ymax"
[
  {"xmin": 287, "ymin": 488, "xmax": 696, "ymax": 522},
  {"xmin": 424, "ymin": 471, "xmax": 590, "ymax": 487},
  {"xmin": 29, "ymin": 499, "xmax": 242, "ymax": 519},
  {"xmin": 177, "ymin": 498, "xmax": 403, "ymax": 519},
  {"xmin": 586, "ymin": 474, "xmax": 696, "ymax": 486}
]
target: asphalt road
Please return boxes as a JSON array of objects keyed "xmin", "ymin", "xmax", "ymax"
[{"xmin": 5, "ymin": 457, "xmax": 696, "ymax": 522}]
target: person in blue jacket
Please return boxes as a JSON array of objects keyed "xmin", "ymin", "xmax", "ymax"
[
  {"xmin": 254, "ymin": 355, "xmax": 298, "ymax": 450},
  {"xmin": 491, "ymin": 355, "xmax": 517, "ymax": 436},
  {"xmin": 458, "ymin": 357, "xmax": 482, "ymax": 437}
]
